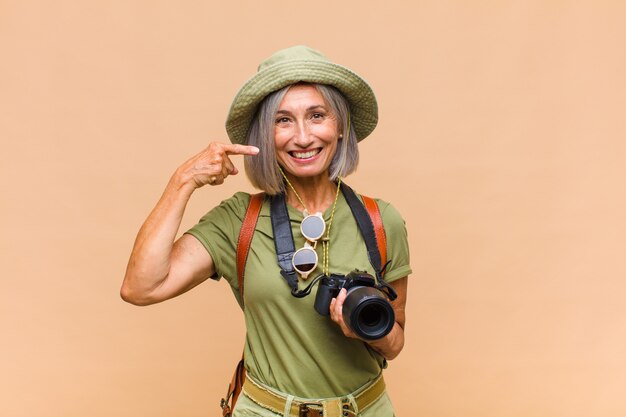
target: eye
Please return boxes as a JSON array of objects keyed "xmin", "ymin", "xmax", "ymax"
[
  {"xmin": 311, "ymin": 113, "xmax": 325, "ymax": 120},
  {"xmin": 275, "ymin": 116, "xmax": 291, "ymax": 124}
]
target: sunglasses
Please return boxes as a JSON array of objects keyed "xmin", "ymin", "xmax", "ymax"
[{"xmin": 292, "ymin": 212, "xmax": 326, "ymax": 279}]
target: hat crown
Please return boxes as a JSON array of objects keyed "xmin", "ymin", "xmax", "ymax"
[{"xmin": 257, "ymin": 45, "xmax": 329, "ymax": 72}]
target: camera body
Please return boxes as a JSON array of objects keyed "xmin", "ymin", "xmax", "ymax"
[{"xmin": 314, "ymin": 270, "xmax": 396, "ymax": 340}]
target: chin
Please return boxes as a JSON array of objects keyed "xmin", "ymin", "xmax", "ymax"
[{"xmin": 287, "ymin": 169, "xmax": 327, "ymax": 179}]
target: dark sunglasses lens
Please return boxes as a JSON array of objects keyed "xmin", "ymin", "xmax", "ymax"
[
  {"xmin": 293, "ymin": 248, "xmax": 317, "ymax": 272},
  {"xmin": 301, "ymin": 215, "xmax": 325, "ymax": 240}
]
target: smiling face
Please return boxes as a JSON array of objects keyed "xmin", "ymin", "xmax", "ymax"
[{"xmin": 274, "ymin": 84, "xmax": 340, "ymax": 181}]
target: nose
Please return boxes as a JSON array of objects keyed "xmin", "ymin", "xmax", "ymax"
[{"xmin": 293, "ymin": 120, "xmax": 314, "ymax": 148}]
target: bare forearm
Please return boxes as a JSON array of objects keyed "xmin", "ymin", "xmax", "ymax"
[
  {"xmin": 366, "ymin": 321, "xmax": 405, "ymax": 360},
  {"xmin": 121, "ymin": 174, "xmax": 194, "ymax": 302}
]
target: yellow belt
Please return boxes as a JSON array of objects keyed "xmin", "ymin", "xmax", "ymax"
[{"xmin": 241, "ymin": 373, "xmax": 386, "ymax": 417}]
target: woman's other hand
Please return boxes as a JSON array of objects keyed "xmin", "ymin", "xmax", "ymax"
[
  {"xmin": 329, "ymin": 288, "xmax": 360, "ymax": 340},
  {"xmin": 329, "ymin": 277, "xmax": 408, "ymax": 360},
  {"xmin": 174, "ymin": 142, "xmax": 259, "ymax": 190}
]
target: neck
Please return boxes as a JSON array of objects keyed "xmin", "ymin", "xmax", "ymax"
[{"xmin": 284, "ymin": 173, "xmax": 338, "ymax": 214}]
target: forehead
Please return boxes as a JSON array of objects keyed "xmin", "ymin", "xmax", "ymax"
[{"xmin": 278, "ymin": 84, "xmax": 327, "ymax": 109}]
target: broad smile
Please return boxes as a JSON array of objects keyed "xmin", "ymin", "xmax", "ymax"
[{"xmin": 288, "ymin": 148, "xmax": 322, "ymax": 160}]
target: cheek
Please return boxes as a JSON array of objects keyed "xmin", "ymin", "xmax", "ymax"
[
  {"xmin": 310, "ymin": 124, "xmax": 339, "ymax": 143},
  {"xmin": 273, "ymin": 130, "xmax": 289, "ymax": 150}
]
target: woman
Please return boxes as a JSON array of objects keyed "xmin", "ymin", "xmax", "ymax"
[{"xmin": 121, "ymin": 45, "xmax": 411, "ymax": 417}]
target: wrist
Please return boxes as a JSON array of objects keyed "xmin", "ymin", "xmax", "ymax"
[{"xmin": 169, "ymin": 168, "xmax": 198, "ymax": 197}]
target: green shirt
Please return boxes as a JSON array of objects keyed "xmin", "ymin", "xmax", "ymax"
[{"xmin": 186, "ymin": 190, "xmax": 411, "ymax": 398}]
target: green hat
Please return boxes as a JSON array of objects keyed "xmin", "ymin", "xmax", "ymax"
[{"xmin": 225, "ymin": 45, "xmax": 378, "ymax": 145}]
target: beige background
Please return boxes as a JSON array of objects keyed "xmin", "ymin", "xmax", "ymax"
[{"xmin": 1, "ymin": 1, "xmax": 625, "ymax": 416}]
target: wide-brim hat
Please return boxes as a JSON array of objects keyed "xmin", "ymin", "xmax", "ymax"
[{"xmin": 225, "ymin": 45, "xmax": 378, "ymax": 145}]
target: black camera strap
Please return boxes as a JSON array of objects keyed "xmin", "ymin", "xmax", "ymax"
[
  {"xmin": 269, "ymin": 193, "xmax": 300, "ymax": 293},
  {"xmin": 340, "ymin": 184, "xmax": 397, "ymax": 300},
  {"xmin": 339, "ymin": 183, "xmax": 383, "ymax": 281},
  {"xmin": 269, "ymin": 182, "xmax": 389, "ymax": 294}
]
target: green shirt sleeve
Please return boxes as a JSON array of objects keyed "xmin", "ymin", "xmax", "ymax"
[
  {"xmin": 377, "ymin": 199, "xmax": 412, "ymax": 283},
  {"xmin": 184, "ymin": 192, "xmax": 250, "ymax": 287}
]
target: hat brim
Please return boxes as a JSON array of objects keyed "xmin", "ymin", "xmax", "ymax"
[{"xmin": 225, "ymin": 59, "xmax": 378, "ymax": 145}]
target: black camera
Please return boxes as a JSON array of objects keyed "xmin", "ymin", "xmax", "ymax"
[{"xmin": 314, "ymin": 270, "xmax": 397, "ymax": 340}]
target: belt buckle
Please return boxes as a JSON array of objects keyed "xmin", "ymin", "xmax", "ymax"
[{"xmin": 299, "ymin": 402, "xmax": 323, "ymax": 417}]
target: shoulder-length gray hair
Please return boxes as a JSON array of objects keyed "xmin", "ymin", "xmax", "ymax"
[{"xmin": 243, "ymin": 83, "xmax": 359, "ymax": 195}]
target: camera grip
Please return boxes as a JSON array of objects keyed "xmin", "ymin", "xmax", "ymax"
[{"xmin": 314, "ymin": 277, "xmax": 340, "ymax": 316}]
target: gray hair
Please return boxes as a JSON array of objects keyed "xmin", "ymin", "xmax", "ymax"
[{"xmin": 244, "ymin": 83, "xmax": 359, "ymax": 195}]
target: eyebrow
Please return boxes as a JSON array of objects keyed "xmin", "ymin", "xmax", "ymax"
[{"xmin": 276, "ymin": 105, "xmax": 328, "ymax": 114}]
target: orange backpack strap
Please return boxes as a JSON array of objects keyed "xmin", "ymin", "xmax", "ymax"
[
  {"xmin": 361, "ymin": 195, "xmax": 388, "ymax": 276},
  {"xmin": 235, "ymin": 192, "xmax": 265, "ymax": 304},
  {"xmin": 220, "ymin": 357, "xmax": 245, "ymax": 417},
  {"xmin": 222, "ymin": 193, "xmax": 264, "ymax": 417}
]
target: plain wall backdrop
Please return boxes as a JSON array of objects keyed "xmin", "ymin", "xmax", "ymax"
[{"xmin": 1, "ymin": 1, "xmax": 625, "ymax": 416}]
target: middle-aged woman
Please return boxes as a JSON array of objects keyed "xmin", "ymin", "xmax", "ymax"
[{"xmin": 121, "ymin": 45, "xmax": 411, "ymax": 417}]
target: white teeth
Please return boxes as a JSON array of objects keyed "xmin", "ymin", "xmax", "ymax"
[{"xmin": 292, "ymin": 149, "xmax": 319, "ymax": 159}]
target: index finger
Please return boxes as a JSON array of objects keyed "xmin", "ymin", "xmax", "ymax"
[{"xmin": 223, "ymin": 144, "xmax": 260, "ymax": 156}]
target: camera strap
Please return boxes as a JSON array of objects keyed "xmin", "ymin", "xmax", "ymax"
[
  {"xmin": 339, "ymin": 183, "xmax": 385, "ymax": 282},
  {"xmin": 268, "ymin": 183, "xmax": 388, "ymax": 293},
  {"xmin": 269, "ymin": 191, "xmax": 300, "ymax": 293}
]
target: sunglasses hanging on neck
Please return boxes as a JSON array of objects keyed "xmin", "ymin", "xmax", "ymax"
[{"xmin": 292, "ymin": 212, "xmax": 325, "ymax": 279}]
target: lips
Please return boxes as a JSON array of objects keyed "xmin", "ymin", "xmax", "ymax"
[{"xmin": 289, "ymin": 148, "xmax": 322, "ymax": 160}]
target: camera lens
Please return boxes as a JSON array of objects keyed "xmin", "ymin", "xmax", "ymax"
[
  {"xmin": 359, "ymin": 304, "xmax": 384, "ymax": 328},
  {"xmin": 342, "ymin": 287, "xmax": 395, "ymax": 340}
]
